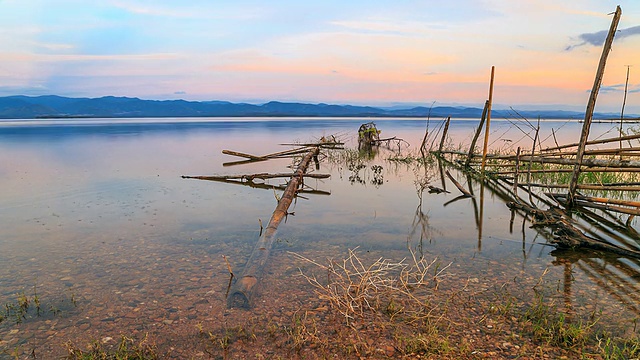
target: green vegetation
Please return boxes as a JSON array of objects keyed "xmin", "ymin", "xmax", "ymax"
[
  {"xmin": 64, "ymin": 335, "xmax": 158, "ymax": 360},
  {"xmin": 0, "ymin": 284, "xmax": 65, "ymax": 325}
]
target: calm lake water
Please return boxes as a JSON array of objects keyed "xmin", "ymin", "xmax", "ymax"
[{"xmin": 1, "ymin": 117, "xmax": 639, "ymax": 356}]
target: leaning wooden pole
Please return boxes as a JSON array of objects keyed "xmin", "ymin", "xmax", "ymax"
[
  {"xmin": 438, "ymin": 116, "xmax": 451, "ymax": 153},
  {"xmin": 568, "ymin": 6, "xmax": 622, "ymax": 205},
  {"xmin": 465, "ymin": 100, "xmax": 489, "ymax": 168},
  {"xmin": 481, "ymin": 66, "xmax": 495, "ymax": 174},
  {"xmin": 227, "ymin": 146, "xmax": 320, "ymax": 308}
]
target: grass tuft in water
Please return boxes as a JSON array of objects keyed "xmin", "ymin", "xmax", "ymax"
[{"xmin": 64, "ymin": 334, "xmax": 158, "ymax": 360}]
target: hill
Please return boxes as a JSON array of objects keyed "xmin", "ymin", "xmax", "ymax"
[{"xmin": 0, "ymin": 95, "xmax": 634, "ymax": 120}]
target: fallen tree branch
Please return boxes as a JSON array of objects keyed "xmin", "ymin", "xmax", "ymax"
[{"xmin": 227, "ymin": 146, "xmax": 321, "ymax": 308}]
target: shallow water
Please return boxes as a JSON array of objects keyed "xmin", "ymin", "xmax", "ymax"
[{"xmin": 1, "ymin": 117, "xmax": 639, "ymax": 356}]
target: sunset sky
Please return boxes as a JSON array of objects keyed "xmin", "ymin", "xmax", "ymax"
[{"xmin": 1, "ymin": 0, "xmax": 639, "ymax": 113}]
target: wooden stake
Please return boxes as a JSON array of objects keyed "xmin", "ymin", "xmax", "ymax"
[
  {"xmin": 527, "ymin": 118, "xmax": 540, "ymax": 206},
  {"xmin": 513, "ymin": 147, "xmax": 521, "ymax": 201},
  {"xmin": 621, "ymin": 65, "xmax": 631, "ymax": 156},
  {"xmin": 568, "ymin": 6, "xmax": 622, "ymax": 204},
  {"xmin": 481, "ymin": 66, "xmax": 495, "ymax": 173},
  {"xmin": 465, "ymin": 100, "xmax": 489, "ymax": 168},
  {"xmin": 438, "ymin": 116, "xmax": 451, "ymax": 153}
]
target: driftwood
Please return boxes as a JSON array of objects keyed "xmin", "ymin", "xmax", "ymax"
[
  {"xmin": 227, "ymin": 146, "xmax": 321, "ymax": 308},
  {"xmin": 428, "ymin": 185, "xmax": 450, "ymax": 194}
]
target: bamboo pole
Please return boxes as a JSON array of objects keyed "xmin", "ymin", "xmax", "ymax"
[
  {"xmin": 227, "ymin": 146, "xmax": 320, "ymax": 308},
  {"xmin": 473, "ymin": 155, "xmax": 640, "ymax": 169},
  {"xmin": 527, "ymin": 119, "xmax": 540, "ymax": 206},
  {"xmin": 481, "ymin": 67, "xmax": 495, "ymax": 173},
  {"xmin": 570, "ymin": 200, "xmax": 640, "ymax": 216},
  {"xmin": 568, "ymin": 6, "xmax": 622, "ymax": 204},
  {"xmin": 621, "ymin": 65, "xmax": 631, "ymax": 155},
  {"xmin": 513, "ymin": 147, "xmax": 521, "ymax": 201},
  {"xmin": 541, "ymin": 146, "xmax": 640, "ymax": 157},
  {"xmin": 495, "ymin": 168, "xmax": 640, "ymax": 175},
  {"xmin": 541, "ymin": 132, "xmax": 640, "ymax": 153},
  {"xmin": 525, "ymin": 183, "xmax": 640, "ymax": 192},
  {"xmin": 465, "ymin": 100, "xmax": 489, "ymax": 168},
  {"xmin": 548, "ymin": 193, "xmax": 640, "ymax": 208}
]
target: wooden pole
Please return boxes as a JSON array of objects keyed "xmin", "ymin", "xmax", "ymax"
[
  {"xmin": 465, "ymin": 100, "xmax": 489, "ymax": 168},
  {"xmin": 620, "ymin": 65, "xmax": 631, "ymax": 156},
  {"xmin": 445, "ymin": 170, "xmax": 473, "ymax": 197},
  {"xmin": 513, "ymin": 147, "xmax": 521, "ymax": 201},
  {"xmin": 438, "ymin": 116, "xmax": 451, "ymax": 153},
  {"xmin": 227, "ymin": 146, "xmax": 320, "ymax": 308},
  {"xmin": 568, "ymin": 6, "xmax": 622, "ymax": 204},
  {"xmin": 481, "ymin": 66, "xmax": 495, "ymax": 173},
  {"xmin": 527, "ymin": 118, "xmax": 540, "ymax": 206},
  {"xmin": 541, "ymin": 132, "xmax": 640, "ymax": 153}
]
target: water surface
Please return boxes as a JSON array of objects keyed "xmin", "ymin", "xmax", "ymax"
[{"xmin": 1, "ymin": 117, "xmax": 638, "ymax": 356}]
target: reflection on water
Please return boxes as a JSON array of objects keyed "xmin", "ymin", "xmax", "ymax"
[{"xmin": 1, "ymin": 117, "xmax": 640, "ymax": 356}]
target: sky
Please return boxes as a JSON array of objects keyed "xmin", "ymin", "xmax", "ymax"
[{"xmin": 1, "ymin": 0, "xmax": 639, "ymax": 113}]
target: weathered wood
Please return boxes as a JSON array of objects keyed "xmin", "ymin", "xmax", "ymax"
[
  {"xmin": 184, "ymin": 175, "xmax": 331, "ymax": 195},
  {"xmin": 513, "ymin": 147, "xmax": 521, "ymax": 201},
  {"xmin": 227, "ymin": 146, "xmax": 320, "ymax": 308},
  {"xmin": 507, "ymin": 201, "xmax": 640, "ymax": 258},
  {"xmin": 549, "ymin": 193, "xmax": 640, "ymax": 209},
  {"xmin": 482, "ymin": 155, "xmax": 640, "ymax": 169},
  {"xmin": 465, "ymin": 100, "xmax": 490, "ymax": 168},
  {"xmin": 280, "ymin": 141, "xmax": 343, "ymax": 147},
  {"xmin": 222, "ymin": 150, "xmax": 265, "ymax": 160},
  {"xmin": 569, "ymin": 6, "xmax": 622, "ymax": 204},
  {"xmin": 523, "ymin": 182, "xmax": 640, "ymax": 192},
  {"xmin": 541, "ymin": 146, "xmax": 640, "ymax": 157},
  {"xmin": 438, "ymin": 116, "xmax": 451, "ymax": 153},
  {"xmin": 445, "ymin": 170, "xmax": 473, "ymax": 197},
  {"xmin": 547, "ymin": 193, "xmax": 640, "ymax": 216},
  {"xmin": 621, "ymin": 65, "xmax": 632, "ymax": 155},
  {"xmin": 527, "ymin": 119, "xmax": 540, "ymax": 206},
  {"xmin": 481, "ymin": 66, "xmax": 495, "ymax": 173},
  {"xmin": 541, "ymin": 132, "xmax": 640, "ymax": 153},
  {"xmin": 182, "ymin": 173, "xmax": 330, "ymax": 182},
  {"xmin": 495, "ymin": 168, "xmax": 640, "ymax": 175}
]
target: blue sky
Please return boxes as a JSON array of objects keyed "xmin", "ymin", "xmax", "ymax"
[{"xmin": 1, "ymin": 0, "xmax": 639, "ymax": 112}]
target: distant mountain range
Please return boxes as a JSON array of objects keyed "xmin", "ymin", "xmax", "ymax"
[{"xmin": 0, "ymin": 95, "xmax": 636, "ymax": 120}]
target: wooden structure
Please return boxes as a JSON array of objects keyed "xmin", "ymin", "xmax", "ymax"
[{"xmin": 429, "ymin": 6, "xmax": 640, "ymax": 258}]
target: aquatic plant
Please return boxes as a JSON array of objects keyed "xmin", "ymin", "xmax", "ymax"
[{"xmin": 64, "ymin": 334, "xmax": 158, "ymax": 360}]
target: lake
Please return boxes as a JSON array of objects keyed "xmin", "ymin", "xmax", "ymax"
[{"xmin": 1, "ymin": 117, "xmax": 639, "ymax": 358}]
